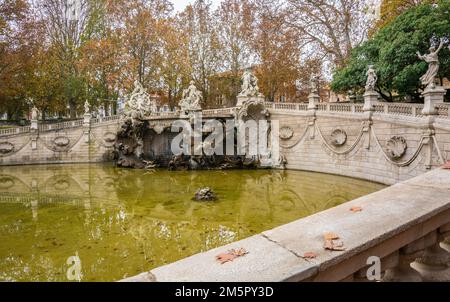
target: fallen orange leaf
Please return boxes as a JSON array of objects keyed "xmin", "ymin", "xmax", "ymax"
[
  {"xmin": 215, "ymin": 248, "xmax": 249, "ymax": 264},
  {"xmin": 303, "ymin": 252, "xmax": 318, "ymax": 259},
  {"xmin": 350, "ymin": 206, "xmax": 363, "ymax": 213},
  {"xmin": 324, "ymin": 232, "xmax": 340, "ymax": 241},
  {"xmin": 216, "ymin": 253, "xmax": 236, "ymax": 264},
  {"xmin": 323, "ymin": 239, "xmax": 346, "ymax": 252}
]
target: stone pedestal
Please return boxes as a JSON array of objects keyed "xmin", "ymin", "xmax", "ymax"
[
  {"xmin": 422, "ymin": 86, "xmax": 446, "ymax": 116},
  {"xmin": 307, "ymin": 93, "xmax": 320, "ymax": 111},
  {"xmin": 30, "ymin": 119, "xmax": 38, "ymax": 131},
  {"xmin": 363, "ymin": 91, "xmax": 379, "ymax": 112}
]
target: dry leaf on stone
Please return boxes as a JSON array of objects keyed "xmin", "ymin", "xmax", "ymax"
[
  {"xmin": 443, "ymin": 162, "xmax": 450, "ymax": 170},
  {"xmin": 350, "ymin": 206, "xmax": 363, "ymax": 213},
  {"xmin": 216, "ymin": 253, "xmax": 236, "ymax": 264},
  {"xmin": 303, "ymin": 252, "xmax": 318, "ymax": 259},
  {"xmin": 323, "ymin": 239, "xmax": 347, "ymax": 252},
  {"xmin": 215, "ymin": 248, "xmax": 249, "ymax": 264},
  {"xmin": 232, "ymin": 248, "xmax": 249, "ymax": 257},
  {"xmin": 324, "ymin": 232, "xmax": 340, "ymax": 241}
]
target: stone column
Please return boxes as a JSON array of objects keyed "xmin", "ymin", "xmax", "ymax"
[
  {"xmin": 83, "ymin": 112, "xmax": 91, "ymax": 144},
  {"xmin": 420, "ymin": 86, "xmax": 445, "ymax": 169},
  {"xmin": 362, "ymin": 91, "xmax": 377, "ymax": 150},
  {"xmin": 30, "ymin": 118, "xmax": 39, "ymax": 150},
  {"xmin": 307, "ymin": 92, "xmax": 319, "ymax": 140}
]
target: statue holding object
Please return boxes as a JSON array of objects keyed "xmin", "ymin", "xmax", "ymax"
[{"xmin": 417, "ymin": 38, "xmax": 445, "ymax": 89}]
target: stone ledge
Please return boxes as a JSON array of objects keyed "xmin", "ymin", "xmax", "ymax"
[{"xmin": 122, "ymin": 168, "xmax": 450, "ymax": 282}]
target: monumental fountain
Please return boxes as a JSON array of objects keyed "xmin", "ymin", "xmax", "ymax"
[{"xmin": 114, "ymin": 68, "xmax": 277, "ymax": 171}]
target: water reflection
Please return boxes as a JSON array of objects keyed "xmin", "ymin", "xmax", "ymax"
[{"xmin": 0, "ymin": 164, "xmax": 385, "ymax": 281}]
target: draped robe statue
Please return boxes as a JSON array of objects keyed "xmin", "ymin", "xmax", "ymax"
[{"xmin": 417, "ymin": 39, "xmax": 445, "ymax": 89}]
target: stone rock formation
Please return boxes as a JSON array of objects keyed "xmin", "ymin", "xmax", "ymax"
[{"xmin": 193, "ymin": 187, "xmax": 217, "ymax": 201}]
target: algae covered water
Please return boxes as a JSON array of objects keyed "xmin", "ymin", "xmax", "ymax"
[{"xmin": 0, "ymin": 164, "xmax": 384, "ymax": 281}]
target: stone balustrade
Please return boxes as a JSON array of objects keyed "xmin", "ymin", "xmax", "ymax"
[
  {"xmin": 122, "ymin": 167, "xmax": 450, "ymax": 282},
  {"xmin": 1, "ymin": 102, "xmax": 449, "ymax": 139},
  {"xmin": 266, "ymin": 101, "xmax": 450, "ymax": 119}
]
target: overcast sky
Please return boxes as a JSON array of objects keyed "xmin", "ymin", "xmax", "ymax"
[{"xmin": 172, "ymin": 0, "xmax": 221, "ymax": 12}]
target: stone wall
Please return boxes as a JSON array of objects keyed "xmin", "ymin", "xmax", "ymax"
[
  {"xmin": 1, "ymin": 103, "xmax": 450, "ymax": 186},
  {"xmin": 269, "ymin": 103, "xmax": 450, "ymax": 185},
  {"xmin": 0, "ymin": 117, "xmax": 120, "ymax": 166}
]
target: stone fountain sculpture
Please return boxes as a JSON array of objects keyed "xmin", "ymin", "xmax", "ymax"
[
  {"xmin": 115, "ymin": 81, "xmax": 158, "ymax": 169},
  {"xmin": 179, "ymin": 81, "xmax": 202, "ymax": 118},
  {"xmin": 417, "ymin": 39, "xmax": 445, "ymax": 90},
  {"xmin": 417, "ymin": 38, "xmax": 447, "ymax": 115},
  {"xmin": 308, "ymin": 74, "xmax": 321, "ymax": 110},
  {"xmin": 236, "ymin": 67, "xmax": 265, "ymax": 107},
  {"xmin": 125, "ymin": 80, "xmax": 158, "ymax": 119},
  {"xmin": 363, "ymin": 65, "xmax": 379, "ymax": 112}
]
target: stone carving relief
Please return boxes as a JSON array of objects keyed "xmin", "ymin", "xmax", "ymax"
[
  {"xmin": 239, "ymin": 68, "xmax": 263, "ymax": 98},
  {"xmin": 53, "ymin": 136, "xmax": 71, "ymax": 148},
  {"xmin": 279, "ymin": 127, "xmax": 294, "ymax": 140},
  {"xmin": 309, "ymin": 75, "xmax": 320, "ymax": 95},
  {"xmin": 52, "ymin": 177, "xmax": 71, "ymax": 191},
  {"xmin": 0, "ymin": 142, "xmax": 15, "ymax": 155},
  {"xmin": 330, "ymin": 129, "xmax": 348, "ymax": 147},
  {"xmin": 386, "ymin": 136, "xmax": 408, "ymax": 160},
  {"xmin": 0, "ymin": 176, "xmax": 14, "ymax": 189},
  {"xmin": 365, "ymin": 65, "xmax": 378, "ymax": 92},
  {"xmin": 179, "ymin": 81, "xmax": 202, "ymax": 116},
  {"xmin": 124, "ymin": 81, "xmax": 158, "ymax": 119}
]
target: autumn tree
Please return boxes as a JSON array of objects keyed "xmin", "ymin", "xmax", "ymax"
[
  {"xmin": 115, "ymin": 0, "xmax": 173, "ymax": 94},
  {"xmin": 77, "ymin": 0, "xmax": 124, "ymax": 112},
  {"xmin": 179, "ymin": 0, "xmax": 221, "ymax": 105},
  {"xmin": 253, "ymin": 2, "xmax": 303, "ymax": 102},
  {"xmin": 158, "ymin": 17, "xmax": 191, "ymax": 107},
  {"xmin": 215, "ymin": 0, "xmax": 255, "ymax": 99},
  {"xmin": 0, "ymin": 0, "xmax": 34, "ymax": 120},
  {"xmin": 283, "ymin": 0, "xmax": 372, "ymax": 69}
]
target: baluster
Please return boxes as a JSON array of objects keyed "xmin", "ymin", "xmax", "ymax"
[
  {"xmin": 412, "ymin": 225, "xmax": 450, "ymax": 281},
  {"xmin": 383, "ymin": 233, "xmax": 437, "ymax": 282}
]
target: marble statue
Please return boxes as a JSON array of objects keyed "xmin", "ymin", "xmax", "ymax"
[
  {"xmin": 365, "ymin": 65, "xmax": 378, "ymax": 92},
  {"xmin": 84, "ymin": 101, "xmax": 90, "ymax": 114},
  {"xmin": 239, "ymin": 68, "xmax": 261, "ymax": 97},
  {"xmin": 31, "ymin": 106, "xmax": 39, "ymax": 120},
  {"xmin": 179, "ymin": 81, "xmax": 202, "ymax": 113},
  {"xmin": 417, "ymin": 38, "xmax": 445, "ymax": 89},
  {"xmin": 310, "ymin": 75, "xmax": 320, "ymax": 95},
  {"xmin": 125, "ymin": 80, "xmax": 157, "ymax": 118},
  {"xmin": 295, "ymin": 79, "xmax": 302, "ymax": 92}
]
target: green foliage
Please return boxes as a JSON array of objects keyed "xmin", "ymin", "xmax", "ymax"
[{"xmin": 331, "ymin": 0, "xmax": 450, "ymax": 101}]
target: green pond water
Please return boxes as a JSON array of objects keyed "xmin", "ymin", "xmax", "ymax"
[{"xmin": 0, "ymin": 164, "xmax": 385, "ymax": 282}]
